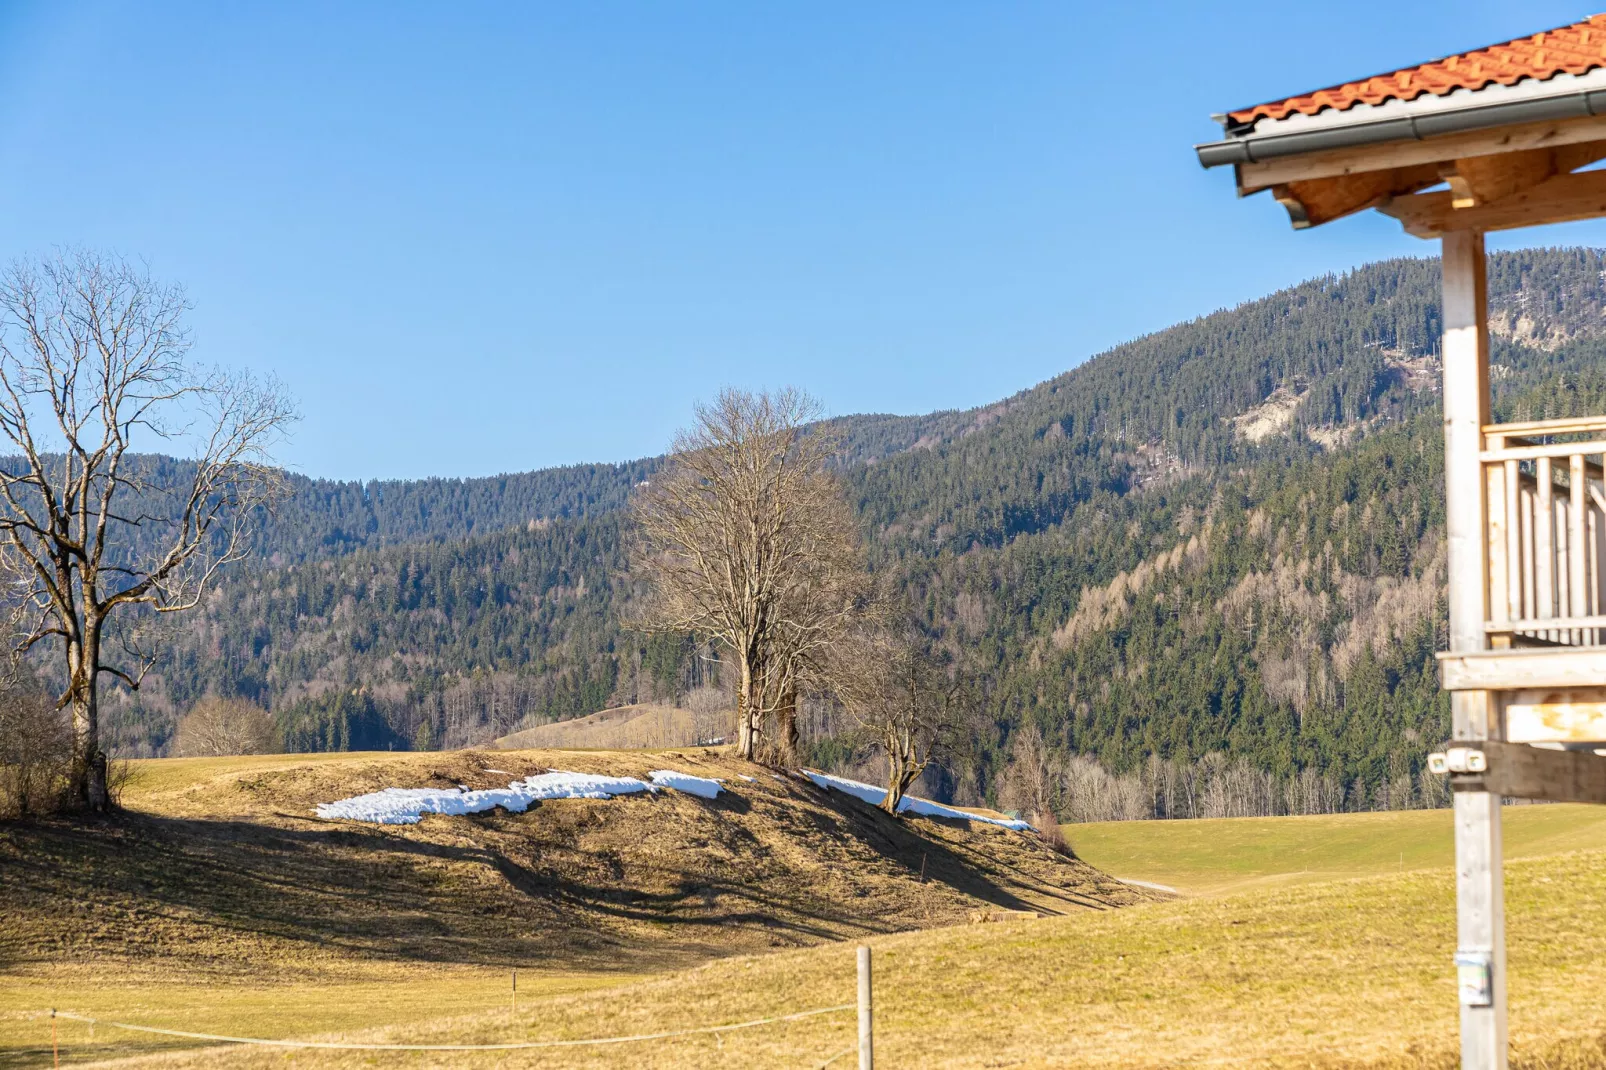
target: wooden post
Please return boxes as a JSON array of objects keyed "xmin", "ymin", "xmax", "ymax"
[
  {"xmin": 857, "ymin": 945, "xmax": 874, "ymax": 1070},
  {"xmin": 1442, "ymin": 230, "xmax": 1508, "ymax": 1070}
]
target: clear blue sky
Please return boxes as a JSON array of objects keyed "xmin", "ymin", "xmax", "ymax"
[{"xmin": 0, "ymin": 2, "xmax": 1598, "ymax": 481}]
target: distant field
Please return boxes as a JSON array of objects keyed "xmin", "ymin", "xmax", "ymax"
[
  {"xmin": 493, "ymin": 704, "xmax": 735, "ymax": 750},
  {"xmin": 1065, "ymin": 804, "xmax": 1606, "ymax": 894}
]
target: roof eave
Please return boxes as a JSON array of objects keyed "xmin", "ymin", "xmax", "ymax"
[{"xmin": 1196, "ymin": 86, "xmax": 1606, "ymax": 169}]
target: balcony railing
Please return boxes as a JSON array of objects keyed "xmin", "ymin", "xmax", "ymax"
[{"xmin": 1483, "ymin": 416, "xmax": 1606, "ymax": 647}]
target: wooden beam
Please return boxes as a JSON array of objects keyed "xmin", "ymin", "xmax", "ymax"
[
  {"xmin": 1381, "ymin": 169, "xmax": 1606, "ymax": 238},
  {"xmin": 1447, "ymin": 740, "xmax": 1606, "ymax": 803},
  {"xmin": 1237, "ymin": 112, "xmax": 1606, "ymax": 191},
  {"xmin": 1440, "ymin": 647, "xmax": 1606, "ymax": 690},
  {"xmin": 1554, "ymin": 138, "xmax": 1606, "ymax": 173},
  {"xmin": 1273, "ymin": 164, "xmax": 1442, "ymax": 229},
  {"xmin": 1439, "ymin": 148, "xmax": 1555, "ymax": 209},
  {"xmin": 1443, "ymin": 231, "xmax": 1490, "ymax": 659}
]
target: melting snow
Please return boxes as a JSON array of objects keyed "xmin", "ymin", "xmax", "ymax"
[
  {"xmin": 315, "ymin": 771, "xmax": 657, "ymax": 825},
  {"xmin": 801, "ymin": 771, "xmax": 1032, "ymax": 830},
  {"xmin": 648, "ymin": 770, "xmax": 722, "ymax": 798},
  {"xmin": 316, "ymin": 768, "xmax": 731, "ymax": 824}
]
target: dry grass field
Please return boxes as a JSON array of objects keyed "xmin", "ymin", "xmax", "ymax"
[
  {"xmin": 9, "ymin": 753, "xmax": 1606, "ymax": 1067},
  {"xmin": 66, "ymin": 848, "xmax": 1606, "ymax": 1070},
  {"xmin": 0, "ymin": 748, "xmax": 1135, "ymax": 1066},
  {"xmin": 493, "ymin": 705, "xmax": 736, "ymax": 750}
]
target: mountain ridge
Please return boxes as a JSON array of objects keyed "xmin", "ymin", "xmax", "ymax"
[{"xmin": 91, "ymin": 247, "xmax": 1606, "ymax": 816}]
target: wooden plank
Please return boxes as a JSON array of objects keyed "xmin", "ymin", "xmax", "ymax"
[
  {"xmin": 1503, "ymin": 688, "xmax": 1606, "ymax": 743},
  {"xmin": 1486, "ymin": 614, "xmax": 1606, "ymax": 632},
  {"xmin": 1440, "ymin": 648, "xmax": 1606, "ymax": 690},
  {"xmin": 1521, "ymin": 481, "xmax": 1536, "ymax": 622},
  {"xmin": 1572, "ymin": 454, "xmax": 1588, "ymax": 647},
  {"xmin": 1539, "ymin": 463, "xmax": 1556, "ymax": 625},
  {"xmin": 1485, "ymin": 414, "xmax": 1606, "ymax": 436},
  {"xmin": 1450, "ymin": 740, "xmax": 1606, "ymax": 804},
  {"xmin": 1481, "ymin": 439, "xmax": 1606, "ymax": 462},
  {"xmin": 1538, "ymin": 458, "xmax": 1555, "ymax": 638},
  {"xmin": 1505, "ymin": 459, "xmax": 1523, "ymax": 623},
  {"xmin": 1237, "ymin": 112, "xmax": 1606, "ymax": 190},
  {"xmin": 1488, "ymin": 460, "xmax": 1509, "ymax": 632},
  {"xmin": 1380, "ymin": 169, "xmax": 1606, "ymax": 238}
]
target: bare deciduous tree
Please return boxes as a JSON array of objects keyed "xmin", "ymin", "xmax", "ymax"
[
  {"xmin": 173, "ymin": 695, "xmax": 278, "ymax": 757},
  {"xmin": 0, "ymin": 251, "xmax": 295, "ymax": 809},
  {"xmin": 836, "ymin": 628, "xmax": 966, "ymax": 814},
  {"xmin": 630, "ymin": 387, "xmax": 864, "ymax": 762}
]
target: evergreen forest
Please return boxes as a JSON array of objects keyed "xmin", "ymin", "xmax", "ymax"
[{"xmin": 93, "ymin": 247, "xmax": 1606, "ymax": 814}]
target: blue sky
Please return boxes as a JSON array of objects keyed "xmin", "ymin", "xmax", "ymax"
[{"xmin": 0, "ymin": 2, "xmax": 1598, "ymax": 481}]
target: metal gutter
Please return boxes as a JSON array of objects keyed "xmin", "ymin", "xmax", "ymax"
[{"xmin": 1195, "ymin": 87, "xmax": 1606, "ymax": 168}]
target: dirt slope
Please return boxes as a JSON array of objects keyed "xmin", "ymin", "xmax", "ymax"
[{"xmin": 0, "ymin": 749, "xmax": 1145, "ymax": 986}]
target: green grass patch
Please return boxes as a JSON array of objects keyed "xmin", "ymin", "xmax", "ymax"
[{"xmin": 1065, "ymin": 804, "xmax": 1606, "ymax": 894}]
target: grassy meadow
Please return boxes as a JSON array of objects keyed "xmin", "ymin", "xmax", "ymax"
[
  {"xmin": 9, "ymin": 757, "xmax": 1606, "ymax": 1067},
  {"xmin": 1066, "ymin": 804, "xmax": 1606, "ymax": 894}
]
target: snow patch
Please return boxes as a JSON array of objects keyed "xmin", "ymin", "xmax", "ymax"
[
  {"xmin": 736, "ymin": 774, "xmax": 756, "ymax": 782},
  {"xmin": 315, "ymin": 771, "xmax": 657, "ymax": 825},
  {"xmin": 648, "ymin": 770, "xmax": 722, "ymax": 799},
  {"xmin": 801, "ymin": 771, "xmax": 1032, "ymax": 830},
  {"xmin": 1118, "ymin": 878, "xmax": 1178, "ymax": 894}
]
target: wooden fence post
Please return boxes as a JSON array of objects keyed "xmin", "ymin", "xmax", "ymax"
[{"xmin": 857, "ymin": 945, "xmax": 874, "ymax": 1070}]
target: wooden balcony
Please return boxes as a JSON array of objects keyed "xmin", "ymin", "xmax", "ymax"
[
  {"xmin": 1482, "ymin": 415, "xmax": 1606, "ymax": 648},
  {"xmin": 1438, "ymin": 416, "xmax": 1606, "ymax": 731}
]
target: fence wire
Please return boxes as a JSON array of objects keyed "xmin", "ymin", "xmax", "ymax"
[{"xmin": 46, "ymin": 1003, "xmax": 855, "ymax": 1053}]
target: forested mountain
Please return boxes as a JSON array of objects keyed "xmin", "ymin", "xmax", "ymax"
[{"xmin": 100, "ymin": 248, "xmax": 1606, "ymax": 814}]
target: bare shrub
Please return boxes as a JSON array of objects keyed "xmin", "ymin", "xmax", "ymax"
[
  {"xmin": 998, "ymin": 723, "xmax": 1060, "ymax": 818},
  {"xmin": 1031, "ymin": 809, "xmax": 1075, "ymax": 857},
  {"xmin": 0, "ymin": 690, "xmax": 70, "ymax": 817},
  {"xmin": 172, "ymin": 696, "xmax": 278, "ymax": 757}
]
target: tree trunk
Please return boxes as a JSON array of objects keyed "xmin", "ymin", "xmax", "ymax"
[
  {"xmin": 66, "ymin": 632, "xmax": 109, "ymax": 811},
  {"xmin": 774, "ymin": 684, "xmax": 799, "ymax": 768},
  {"xmin": 884, "ymin": 750, "xmax": 912, "ymax": 815},
  {"xmin": 736, "ymin": 656, "xmax": 758, "ymax": 760}
]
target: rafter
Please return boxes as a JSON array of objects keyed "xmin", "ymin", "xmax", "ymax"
[{"xmin": 1379, "ymin": 167, "xmax": 1606, "ymax": 238}]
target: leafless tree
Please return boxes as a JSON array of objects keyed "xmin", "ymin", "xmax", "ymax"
[
  {"xmin": 630, "ymin": 387, "xmax": 865, "ymax": 762},
  {"xmin": 172, "ymin": 695, "xmax": 278, "ymax": 757},
  {"xmin": 836, "ymin": 628, "xmax": 966, "ymax": 814},
  {"xmin": 0, "ymin": 251, "xmax": 295, "ymax": 809}
]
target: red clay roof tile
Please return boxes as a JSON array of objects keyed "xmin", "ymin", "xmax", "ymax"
[{"xmin": 1230, "ymin": 13, "xmax": 1606, "ymax": 126}]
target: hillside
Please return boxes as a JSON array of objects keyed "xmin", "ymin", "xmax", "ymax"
[
  {"xmin": 98, "ymin": 248, "xmax": 1606, "ymax": 816},
  {"xmin": 0, "ymin": 749, "xmax": 1143, "ymax": 1062},
  {"xmin": 38, "ymin": 811, "xmax": 1606, "ymax": 1068}
]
